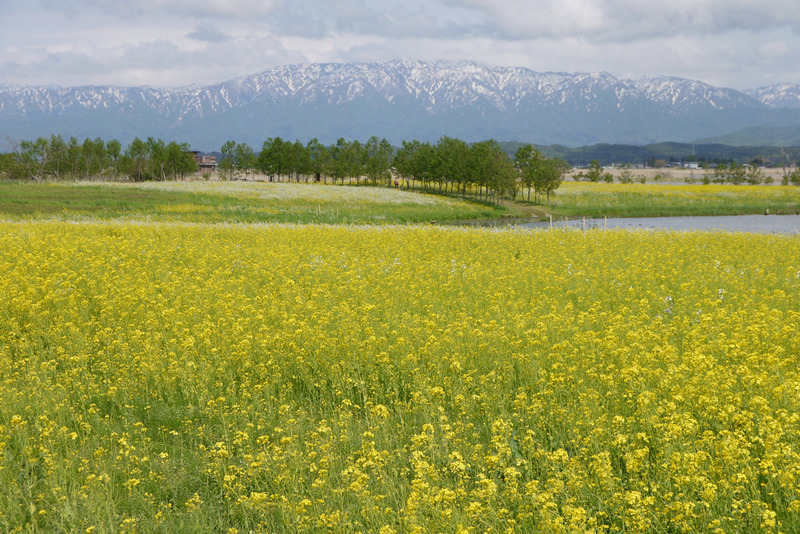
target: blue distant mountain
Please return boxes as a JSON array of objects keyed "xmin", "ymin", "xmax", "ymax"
[{"xmin": 2, "ymin": 60, "xmax": 799, "ymax": 150}]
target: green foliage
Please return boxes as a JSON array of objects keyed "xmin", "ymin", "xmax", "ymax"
[
  {"xmin": 364, "ymin": 136, "xmax": 392, "ymax": 186},
  {"xmin": 706, "ymin": 162, "xmax": 750, "ymax": 185},
  {"xmin": 123, "ymin": 137, "xmax": 150, "ymax": 181},
  {"xmin": 435, "ymin": 136, "xmax": 470, "ymax": 193},
  {"xmin": 0, "ymin": 135, "xmax": 197, "ymax": 182},
  {"xmin": 514, "ymin": 144, "xmax": 568, "ymax": 204},
  {"xmin": 618, "ymin": 163, "xmax": 635, "ymax": 183},
  {"xmin": 329, "ymin": 137, "xmax": 365, "ymax": 184},
  {"xmin": 392, "ymin": 137, "xmax": 523, "ymax": 204},
  {"xmin": 789, "ymin": 168, "xmax": 800, "ymax": 186},
  {"xmin": 574, "ymin": 160, "xmax": 613, "ymax": 183}
]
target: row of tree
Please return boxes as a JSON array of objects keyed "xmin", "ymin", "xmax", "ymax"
[
  {"xmin": 1, "ymin": 134, "xmax": 569, "ymax": 205},
  {"xmin": 219, "ymin": 135, "xmax": 568, "ymax": 204},
  {"xmin": 1, "ymin": 135, "xmax": 198, "ymax": 182}
]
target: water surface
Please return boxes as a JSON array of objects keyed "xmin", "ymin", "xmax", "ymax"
[{"xmin": 519, "ymin": 215, "xmax": 800, "ymax": 234}]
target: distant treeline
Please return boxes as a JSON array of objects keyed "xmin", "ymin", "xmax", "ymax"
[
  {"xmin": 1, "ymin": 136, "xmax": 198, "ymax": 182},
  {"xmin": 0, "ymin": 135, "xmax": 569, "ymax": 204},
  {"xmin": 505, "ymin": 141, "xmax": 800, "ymax": 168}
]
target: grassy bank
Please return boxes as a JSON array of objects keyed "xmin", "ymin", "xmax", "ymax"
[
  {"xmin": 0, "ymin": 180, "xmax": 508, "ymax": 224},
  {"xmin": 6, "ymin": 179, "xmax": 800, "ymax": 224},
  {"xmin": 529, "ymin": 182, "xmax": 800, "ymax": 218}
]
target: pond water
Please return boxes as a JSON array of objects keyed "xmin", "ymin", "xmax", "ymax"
[{"xmin": 518, "ymin": 215, "xmax": 800, "ymax": 234}]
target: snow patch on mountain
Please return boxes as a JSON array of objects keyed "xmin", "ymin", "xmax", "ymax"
[
  {"xmin": 745, "ymin": 83, "xmax": 800, "ymax": 109},
  {"xmin": 2, "ymin": 60, "xmax": 799, "ymax": 148}
]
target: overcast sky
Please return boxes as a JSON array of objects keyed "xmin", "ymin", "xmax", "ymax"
[{"xmin": 2, "ymin": 0, "xmax": 798, "ymax": 90}]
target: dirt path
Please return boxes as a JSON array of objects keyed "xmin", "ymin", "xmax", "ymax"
[{"xmin": 505, "ymin": 199, "xmax": 556, "ymax": 220}]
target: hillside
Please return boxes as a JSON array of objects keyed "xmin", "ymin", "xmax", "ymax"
[{"xmin": 693, "ymin": 124, "xmax": 800, "ymax": 147}]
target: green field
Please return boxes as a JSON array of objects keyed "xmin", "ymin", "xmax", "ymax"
[
  {"xmin": 0, "ymin": 181, "xmax": 508, "ymax": 224},
  {"xmin": 5, "ymin": 180, "xmax": 800, "ymax": 223},
  {"xmin": 539, "ymin": 182, "xmax": 800, "ymax": 218}
]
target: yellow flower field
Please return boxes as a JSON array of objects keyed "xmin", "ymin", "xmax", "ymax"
[{"xmin": 1, "ymin": 220, "xmax": 799, "ymax": 533}]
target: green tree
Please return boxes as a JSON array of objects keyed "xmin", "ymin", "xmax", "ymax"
[
  {"xmin": 392, "ymin": 140, "xmax": 419, "ymax": 188},
  {"xmin": 147, "ymin": 137, "xmax": 167, "ymax": 181},
  {"xmin": 436, "ymin": 136, "xmax": 469, "ymax": 194},
  {"xmin": 45, "ymin": 134, "xmax": 67, "ymax": 178},
  {"xmin": 107, "ymin": 139, "xmax": 122, "ymax": 180},
  {"xmin": 65, "ymin": 137, "xmax": 82, "ymax": 179},
  {"xmin": 16, "ymin": 137, "xmax": 50, "ymax": 181},
  {"xmin": 581, "ymin": 160, "xmax": 612, "ymax": 182},
  {"xmin": 745, "ymin": 164, "xmax": 765, "ymax": 185},
  {"xmin": 124, "ymin": 137, "xmax": 150, "ymax": 181},
  {"xmin": 328, "ymin": 138, "xmax": 364, "ymax": 184},
  {"xmin": 164, "ymin": 141, "xmax": 198, "ymax": 180},
  {"xmin": 413, "ymin": 141, "xmax": 439, "ymax": 190},
  {"xmin": 0, "ymin": 140, "xmax": 28, "ymax": 179},
  {"xmin": 514, "ymin": 144, "xmax": 567, "ymax": 204},
  {"xmin": 234, "ymin": 142, "xmax": 256, "ymax": 180},
  {"xmin": 288, "ymin": 140, "xmax": 310, "ymax": 182},
  {"xmin": 537, "ymin": 157, "xmax": 569, "ymax": 205},
  {"xmin": 219, "ymin": 140, "xmax": 237, "ymax": 180},
  {"xmin": 365, "ymin": 136, "xmax": 393, "ymax": 186},
  {"xmin": 780, "ymin": 149, "xmax": 799, "ymax": 185},
  {"xmin": 789, "ymin": 168, "xmax": 800, "ymax": 186},
  {"xmin": 515, "ymin": 144, "xmax": 542, "ymax": 202},
  {"xmin": 82, "ymin": 137, "xmax": 107, "ymax": 179},
  {"xmin": 713, "ymin": 162, "xmax": 746, "ymax": 184},
  {"xmin": 618, "ymin": 163, "xmax": 635, "ymax": 184},
  {"xmin": 468, "ymin": 140, "xmax": 515, "ymax": 203},
  {"xmin": 258, "ymin": 137, "xmax": 292, "ymax": 180},
  {"xmin": 306, "ymin": 138, "xmax": 329, "ymax": 183}
]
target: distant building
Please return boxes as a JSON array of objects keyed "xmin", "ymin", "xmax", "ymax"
[{"xmin": 192, "ymin": 151, "xmax": 217, "ymax": 172}]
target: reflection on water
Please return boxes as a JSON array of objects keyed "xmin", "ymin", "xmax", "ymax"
[{"xmin": 518, "ymin": 215, "xmax": 800, "ymax": 234}]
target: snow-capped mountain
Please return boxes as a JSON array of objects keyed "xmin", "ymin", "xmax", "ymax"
[
  {"xmin": 744, "ymin": 83, "xmax": 800, "ymax": 109},
  {"xmin": 1, "ymin": 60, "xmax": 799, "ymax": 149}
]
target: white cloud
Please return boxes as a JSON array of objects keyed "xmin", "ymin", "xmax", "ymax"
[
  {"xmin": 44, "ymin": 0, "xmax": 284, "ymax": 19},
  {"xmin": 1, "ymin": 0, "xmax": 799, "ymax": 89},
  {"xmin": 440, "ymin": 0, "xmax": 800, "ymax": 40}
]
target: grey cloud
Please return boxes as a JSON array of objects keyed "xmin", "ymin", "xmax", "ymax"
[
  {"xmin": 436, "ymin": 0, "xmax": 800, "ymax": 42},
  {"xmin": 1, "ymin": 51, "xmax": 112, "ymax": 87},
  {"xmin": 113, "ymin": 36, "xmax": 307, "ymax": 85},
  {"xmin": 121, "ymin": 41, "xmax": 191, "ymax": 72},
  {"xmin": 41, "ymin": 0, "xmax": 283, "ymax": 20},
  {"xmin": 187, "ymin": 23, "xmax": 232, "ymax": 43},
  {"xmin": 255, "ymin": 0, "xmax": 483, "ymax": 40}
]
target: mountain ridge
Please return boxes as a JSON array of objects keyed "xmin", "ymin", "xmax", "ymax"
[{"xmin": 2, "ymin": 60, "xmax": 800, "ymax": 150}]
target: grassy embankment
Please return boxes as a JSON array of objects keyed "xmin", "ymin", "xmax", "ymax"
[
  {"xmin": 0, "ymin": 180, "xmax": 508, "ymax": 224},
  {"xmin": 5, "ymin": 179, "xmax": 800, "ymax": 223}
]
